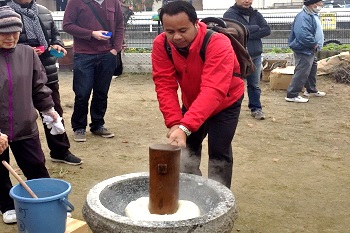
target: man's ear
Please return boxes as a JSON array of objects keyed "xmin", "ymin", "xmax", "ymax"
[{"xmin": 195, "ymin": 19, "xmax": 199, "ymax": 29}]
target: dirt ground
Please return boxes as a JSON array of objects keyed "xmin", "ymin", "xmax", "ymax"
[{"xmin": 1, "ymin": 71, "xmax": 350, "ymax": 233}]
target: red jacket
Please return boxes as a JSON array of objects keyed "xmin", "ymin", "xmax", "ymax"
[{"xmin": 152, "ymin": 22, "xmax": 244, "ymax": 132}]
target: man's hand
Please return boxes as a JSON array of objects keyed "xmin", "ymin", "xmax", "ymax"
[
  {"xmin": 92, "ymin": 30, "xmax": 111, "ymax": 41},
  {"xmin": 110, "ymin": 48, "xmax": 117, "ymax": 55},
  {"xmin": 167, "ymin": 127, "xmax": 187, "ymax": 148}
]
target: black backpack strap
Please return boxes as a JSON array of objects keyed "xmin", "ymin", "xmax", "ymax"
[
  {"xmin": 83, "ymin": 0, "xmax": 107, "ymax": 30},
  {"xmin": 200, "ymin": 29, "xmax": 242, "ymax": 78},
  {"xmin": 165, "ymin": 30, "xmax": 214, "ymax": 63},
  {"xmin": 199, "ymin": 29, "xmax": 215, "ymax": 62},
  {"xmin": 164, "ymin": 37, "xmax": 173, "ymax": 62}
]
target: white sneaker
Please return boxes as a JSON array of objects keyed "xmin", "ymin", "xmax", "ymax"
[
  {"xmin": 285, "ymin": 96, "xmax": 309, "ymax": 103},
  {"xmin": 303, "ymin": 91, "xmax": 326, "ymax": 97},
  {"xmin": 2, "ymin": 210, "xmax": 17, "ymax": 224}
]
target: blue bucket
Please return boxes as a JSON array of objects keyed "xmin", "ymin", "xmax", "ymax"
[{"xmin": 9, "ymin": 178, "xmax": 74, "ymax": 233}]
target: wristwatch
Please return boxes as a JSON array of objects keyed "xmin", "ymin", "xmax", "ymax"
[{"xmin": 178, "ymin": 125, "xmax": 191, "ymax": 137}]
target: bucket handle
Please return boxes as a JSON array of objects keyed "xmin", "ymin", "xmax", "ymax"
[{"xmin": 60, "ymin": 197, "xmax": 74, "ymax": 212}]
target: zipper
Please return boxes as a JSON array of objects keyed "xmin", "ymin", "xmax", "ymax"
[{"xmin": 5, "ymin": 52, "xmax": 14, "ymax": 141}]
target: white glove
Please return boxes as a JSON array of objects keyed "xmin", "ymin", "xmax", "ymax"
[{"xmin": 42, "ymin": 115, "xmax": 65, "ymax": 135}]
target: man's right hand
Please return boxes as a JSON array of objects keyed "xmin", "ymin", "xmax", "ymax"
[{"xmin": 92, "ymin": 30, "xmax": 111, "ymax": 41}]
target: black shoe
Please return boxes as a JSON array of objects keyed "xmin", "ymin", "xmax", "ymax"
[
  {"xmin": 91, "ymin": 127, "xmax": 115, "ymax": 138},
  {"xmin": 51, "ymin": 152, "xmax": 83, "ymax": 166}
]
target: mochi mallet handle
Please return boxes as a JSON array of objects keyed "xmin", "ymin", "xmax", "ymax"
[{"xmin": 2, "ymin": 160, "xmax": 38, "ymax": 198}]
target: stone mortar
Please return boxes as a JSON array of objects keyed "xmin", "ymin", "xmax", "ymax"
[{"xmin": 83, "ymin": 172, "xmax": 237, "ymax": 233}]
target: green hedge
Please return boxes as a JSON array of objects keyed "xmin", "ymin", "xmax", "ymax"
[{"xmin": 264, "ymin": 43, "xmax": 350, "ymax": 53}]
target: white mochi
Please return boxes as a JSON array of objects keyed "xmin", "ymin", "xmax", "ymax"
[{"xmin": 125, "ymin": 196, "xmax": 200, "ymax": 221}]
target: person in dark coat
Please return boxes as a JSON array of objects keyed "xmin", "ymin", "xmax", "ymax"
[
  {"xmin": 8, "ymin": 0, "xmax": 82, "ymax": 165},
  {"xmin": 224, "ymin": 0, "xmax": 271, "ymax": 120}
]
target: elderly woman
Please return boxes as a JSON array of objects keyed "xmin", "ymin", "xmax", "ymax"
[{"xmin": 0, "ymin": 6, "xmax": 59, "ymax": 224}]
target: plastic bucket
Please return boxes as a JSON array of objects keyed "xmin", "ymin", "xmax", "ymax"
[{"xmin": 9, "ymin": 178, "xmax": 74, "ymax": 233}]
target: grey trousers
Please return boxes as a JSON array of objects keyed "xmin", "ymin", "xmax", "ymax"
[{"xmin": 286, "ymin": 52, "xmax": 318, "ymax": 98}]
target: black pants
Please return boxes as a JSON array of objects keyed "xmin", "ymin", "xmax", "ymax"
[
  {"xmin": 0, "ymin": 135, "xmax": 50, "ymax": 213},
  {"xmin": 181, "ymin": 95, "xmax": 243, "ymax": 188},
  {"xmin": 41, "ymin": 82, "xmax": 71, "ymax": 158}
]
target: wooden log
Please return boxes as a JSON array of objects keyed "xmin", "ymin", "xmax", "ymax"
[{"xmin": 149, "ymin": 144, "xmax": 181, "ymax": 215}]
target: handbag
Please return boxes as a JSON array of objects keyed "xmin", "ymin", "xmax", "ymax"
[
  {"xmin": 115, "ymin": 51, "xmax": 123, "ymax": 76},
  {"xmin": 83, "ymin": 0, "xmax": 123, "ymax": 76}
]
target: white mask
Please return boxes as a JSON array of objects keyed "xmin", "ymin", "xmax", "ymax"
[{"xmin": 314, "ymin": 5, "xmax": 322, "ymax": 13}]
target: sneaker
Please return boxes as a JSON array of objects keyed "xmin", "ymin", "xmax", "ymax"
[
  {"xmin": 51, "ymin": 152, "xmax": 83, "ymax": 166},
  {"xmin": 2, "ymin": 210, "xmax": 16, "ymax": 224},
  {"xmin": 74, "ymin": 129, "xmax": 86, "ymax": 142},
  {"xmin": 91, "ymin": 127, "xmax": 114, "ymax": 138},
  {"xmin": 251, "ymin": 110, "xmax": 265, "ymax": 120},
  {"xmin": 285, "ymin": 96, "xmax": 309, "ymax": 103},
  {"xmin": 303, "ymin": 91, "xmax": 326, "ymax": 97}
]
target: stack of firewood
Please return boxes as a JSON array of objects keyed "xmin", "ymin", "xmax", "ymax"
[{"xmin": 329, "ymin": 62, "xmax": 350, "ymax": 84}]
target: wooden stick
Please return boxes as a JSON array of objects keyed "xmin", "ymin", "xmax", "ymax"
[{"xmin": 2, "ymin": 161, "xmax": 38, "ymax": 198}]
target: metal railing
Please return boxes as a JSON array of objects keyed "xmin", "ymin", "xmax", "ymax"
[{"xmin": 55, "ymin": 11, "xmax": 350, "ymax": 49}]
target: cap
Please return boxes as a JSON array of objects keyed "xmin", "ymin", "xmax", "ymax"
[
  {"xmin": 0, "ymin": 6, "xmax": 23, "ymax": 33},
  {"xmin": 304, "ymin": 0, "xmax": 323, "ymax": 6}
]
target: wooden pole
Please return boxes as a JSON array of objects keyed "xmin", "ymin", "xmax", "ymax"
[
  {"xmin": 148, "ymin": 144, "xmax": 180, "ymax": 214},
  {"xmin": 2, "ymin": 161, "xmax": 38, "ymax": 198}
]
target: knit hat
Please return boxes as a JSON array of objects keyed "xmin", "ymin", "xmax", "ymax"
[
  {"xmin": 304, "ymin": 0, "xmax": 323, "ymax": 6},
  {"xmin": 0, "ymin": 6, "xmax": 23, "ymax": 33}
]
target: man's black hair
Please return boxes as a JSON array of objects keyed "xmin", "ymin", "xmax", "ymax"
[{"xmin": 159, "ymin": 1, "xmax": 197, "ymax": 25}]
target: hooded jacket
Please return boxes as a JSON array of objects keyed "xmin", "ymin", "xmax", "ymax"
[
  {"xmin": 223, "ymin": 4, "xmax": 271, "ymax": 58},
  {"xmin": 152, "ymin": 22, "xmax": 244, "ymax": 132},
  {"xmin": 10, "ymin": 3, "xmax": 64, "ymax": 84},
  {"xmin": 0, "ymin": 45, "xmax": 54, "ymax": 142}
]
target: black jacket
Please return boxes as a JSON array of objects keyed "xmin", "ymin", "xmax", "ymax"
[
  {"xmin": 14, "ymin": 4, "xmax": 64, "ymax": 84},
  {"xmin": 223, "ymin": 5, "xmax": 271, "ymax": 58}
]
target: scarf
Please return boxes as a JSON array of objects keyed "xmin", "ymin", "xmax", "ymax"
[
  {"xmin": 8, "ymin": 0, "xmax": 48, "ymax": 49},
  {"xmin": 303, "ymin": 5, "xmax": 318, "ymax": 15},
  {"xmin": 232, "ymin": 3, "xmax": 254, "ymax": 16}
]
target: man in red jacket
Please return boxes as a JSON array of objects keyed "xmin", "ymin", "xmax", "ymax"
[{"xmin": 152, "ymin": 1, "xmax": 244, "ymax": 188}]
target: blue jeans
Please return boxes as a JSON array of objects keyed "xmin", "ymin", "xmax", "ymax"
[
  {"xmin": 246, "ymin": 55, "xmax": 262, "ymax": 112},
  {"xmin": 71, "ymin": 52, "xmax": 116, "ymax": 132}
]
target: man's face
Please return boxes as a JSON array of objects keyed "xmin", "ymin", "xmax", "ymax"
[
  {"xmin": 162, "ymin": 12, "xmax": 198, "ymax": 49},
  {"xmin": 235, "ymin": 0, "xmax": 253, "ymax": 8},
  {"xmin": 0, "ymin": 32, "xmax": 20, "ymax": 49}
]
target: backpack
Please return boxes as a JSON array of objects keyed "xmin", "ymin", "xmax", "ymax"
[{"xmin": 165, "ymin": 17, "xmax": 256, "ymax": 78}]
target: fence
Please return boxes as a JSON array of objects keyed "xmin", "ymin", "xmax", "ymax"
[{"xmin": 54, "ymin": 9, "xmax": 350, "ymax": 49}]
